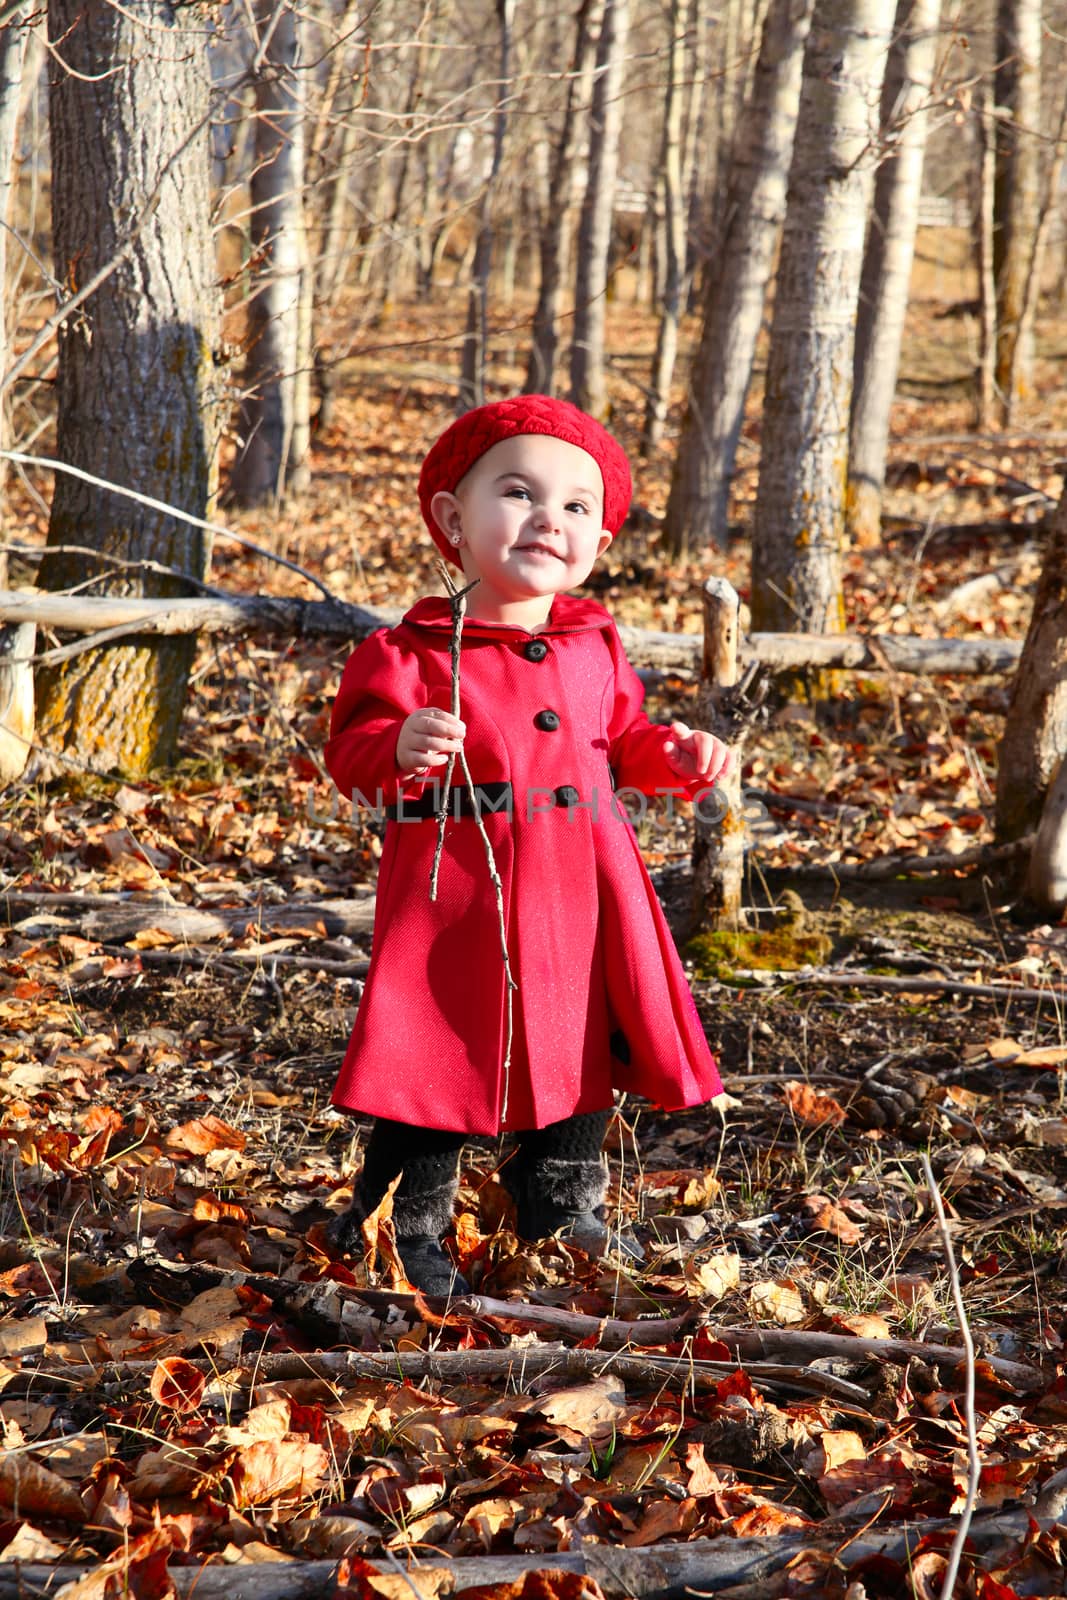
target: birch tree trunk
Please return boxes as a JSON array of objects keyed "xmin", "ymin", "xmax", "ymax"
[
  {"xmin": 663, "ymin": 0, "xmax": 813, "ymax": 556},
  {"xmin": 846, "ymin": 0, "xmax": 942, "ymax": 549},
  {"xmin": 975, "ymin": 87, "xmax": 998, "ymax": 428},
  {"xmin": 36, "ymin": 0, "xmax": 219, "ymax": 776},
  {"xmin": 460, "ymin": 0, "xmax": 515, "ymax": 412},
  {"xmin": 641, "ymin": 0, "xmax": 687, "ymax": 452},
  {"xmin": 229, "ymin": 1, "xmax": 310, "ymax": 507},
  {"xmin": 524, "ymin": 0, "xmax": 602, "ymax": 395},
  {"xmin": 750, "ymin": 0, "xmax": 893, "ymax": 638},
  {"xmin": 570, "ymin": 0, "xmax": 630, "ymax": 420},
  {"xmin": 993, "ymin": 0, "xmax": 1041, "ymax": 415},
  {"xmin": 995, "ymin": 491, "xmax": 1067, "ymax": 849}
]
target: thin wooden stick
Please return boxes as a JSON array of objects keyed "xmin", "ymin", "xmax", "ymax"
[
  {"xmin": 922, "ymin": 1153, "xmax": 980, "ymax": 1600},
  {"xmin": 425, "ymin": 562, "xmax": 517, "ymax": 1118},
  {"xmin": 429, "ymin": 564, "xmax": 478, "ymax": 901}
]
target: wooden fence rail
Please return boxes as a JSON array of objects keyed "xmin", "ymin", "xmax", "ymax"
[{"xmin": 0, "ymin": 589, "xmax": 1023, "ymax": 677}]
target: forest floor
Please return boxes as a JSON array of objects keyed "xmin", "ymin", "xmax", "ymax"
[{"xmin": 2, "ymin": 270, "xmax": 1067, "ymax": 1597}]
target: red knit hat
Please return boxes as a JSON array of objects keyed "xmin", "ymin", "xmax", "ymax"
[{"xmin": 418, "ymin": 396, "xmax": 632, "ymax": 566}]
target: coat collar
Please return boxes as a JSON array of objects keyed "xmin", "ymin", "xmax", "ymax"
[{"xmin": 401, "ymin": 593, "xmax": 612, "ymax": 639}]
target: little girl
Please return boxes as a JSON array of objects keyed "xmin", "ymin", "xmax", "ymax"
[{"xmin": 324, "ymin": 396, "xmax": 731, "ymax": 1293}]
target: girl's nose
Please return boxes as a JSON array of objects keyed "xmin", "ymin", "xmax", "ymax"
[{"xmin": 533, "ymin": 500, "xmax": 559, "ymax": 530}]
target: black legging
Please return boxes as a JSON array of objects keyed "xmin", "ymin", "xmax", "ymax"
[{"xmin": 357, "ymin": 1108, "xmax": 612, "ymax": 1235}]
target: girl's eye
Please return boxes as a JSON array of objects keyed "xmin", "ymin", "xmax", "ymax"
[
  {"xmin": 505, "ymin": 485, "xmax": 531, "ymax": 501},
  {"xmin": 567, "ymin": 501, "xmax": 590, "ymax": 515}
]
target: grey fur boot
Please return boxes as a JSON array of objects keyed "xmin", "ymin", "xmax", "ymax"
[
  {"xmin": 326, "ymin": 1175, "xmax": 471, "ymax": 1296},
  {"xmin": 506, "ymin": 1153, "xmax": 641, "ymax": 1261}
]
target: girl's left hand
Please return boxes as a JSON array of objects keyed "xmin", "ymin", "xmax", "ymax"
[{"xmin": 663, "ymin": 721, "xmax": 733, "ymax": 785}]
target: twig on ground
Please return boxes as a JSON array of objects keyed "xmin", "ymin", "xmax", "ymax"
[
  {"xmin": 791, "ymin": 834, "xmax": 1032, "ymax": 881},
  {"xmin": 95, "ymin": 945, "xmax": 369, "ymax": 978},
  {"xmin": 922, "ymin": 1152, "xmax": 981, "ymax": 1600},
  {"xmin": 783, "ymin": 971, "xmax": 1066, "ymax": 1006}
]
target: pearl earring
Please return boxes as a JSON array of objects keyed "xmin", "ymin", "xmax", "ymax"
[{"xmin": 451, "ymin": 535, "xmax": 461, "ymax": 545}]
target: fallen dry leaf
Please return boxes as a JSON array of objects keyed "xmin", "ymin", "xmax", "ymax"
[
  {"xmin": 150, "ymin": 1356, "xmax": 207, "ymax": 1414},
  {"xmin": 797, "ymin": 1193, "xmax": 864, "ymax": 1243},
  {"xmin": 0, "ymin": 1452, "xmax": 88, "ymax": 1523},
  {"xmin": 228, "ymin": 1437, "xmax": 330, "ymax": 1507},
  {"xmin": 532, "ymin": 1376, "xmax": 629, "ymax": 1443},
  {"xmin": 688, "ymin": 1250, "xmax": 741, "ymax": 1301},
  {"xmin": 748, "ymin": 1279, "xmax": 806, "ymax": 1325},
  {"xmin": 783, "ymin": 1081, "xmax": 847, "ymax": 1128},
  {"xmin": 165, "ymin": 1114, "xmax": 247, "ymax": 1154}
]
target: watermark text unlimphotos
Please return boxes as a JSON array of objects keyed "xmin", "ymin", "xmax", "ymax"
[{"xmin": 307, "ymin": 782, "xmax": 776, "ymax": 834}]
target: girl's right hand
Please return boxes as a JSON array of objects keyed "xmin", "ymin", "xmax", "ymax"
[{"xmin": 396, "ymin": 708, "xmax": 466, "ymax": 775}]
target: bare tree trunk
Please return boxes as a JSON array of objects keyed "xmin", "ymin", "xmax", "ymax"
[
  {"xmin": 995, "ymin": 493, "xmax": 1067, "ymax": 850},
  {"xmin": 663, "ymin": 0, "xmax": 814, "ymax": 557},
  {"xmin": 0, "ymin": 3, "xmax": 32, "ymax": 552},
  {"xmin": 994, "ymin": 0, "xmax": 1041, "ymax": 415},
  {"xmin": 36, "ymin": 0, "xmax": 219, "ymax": 776},
  {"xmin": 846, "ymin": 0, "xmax": 942, "ymax": 549},
  {"xmin": 460, "ymin": 0, "xmax": 515, "ymax": 411},
  {"xmin": 1007, "ymin": 77, "xmax": 1067, "ymax": 414},
  {"xmin": 975, "ymin": 86, "xmax": 998, "ymax": 428},
  {"xmin": 641, "ymin": 0, "xmax": 687, "ymax": 452},
  {"xmin": 750, "ymin": 0, "xmax": 893, "ymax": 639},
  {"xmin": 570, "ymin": 0, "xmax": 630, "ymax": 420},
  {"xmin": 524, "ymin": 0, "xmax": 602, "ymax": 395},
  {"xmin": 229, "ymin": 1, "xmax": 309, "ymax": 508}
]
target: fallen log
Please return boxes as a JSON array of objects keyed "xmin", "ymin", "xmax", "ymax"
[
  {"xmin": 0, "ymin": 890, "xmax": 376, "ymax": 944},
  {"xmin": 0, "ymin": 588, "xmax": 1024, "ymax": 676},
  {"xmin": 0, "ymin": 1510, "xmax": 1054, "ymax": 1600}
]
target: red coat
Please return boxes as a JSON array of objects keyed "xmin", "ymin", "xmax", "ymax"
[{"xmin": 325, "ymin": 594, "xmax": 723, "ymax": 1133}]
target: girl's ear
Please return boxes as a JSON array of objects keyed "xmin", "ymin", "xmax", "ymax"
[
  {"xmin": 597, "ymin": 531, "xmax": 613, "ymax": 557},
  {"xmin": 431, "ymin": 490, "xmax": 463, "ymax": 543}
]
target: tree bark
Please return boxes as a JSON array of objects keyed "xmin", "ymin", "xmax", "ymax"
[
  {"xmin": 993, "ymin": 0, "xmax": 1042, "ymax": 415},
  {"xmin": 995, "ymin": 492, "xmax": 1067, "ymax": 860},
  {"xmin": 459, "ymin": 0, "xmax": 515, "ymax": 411},
  {"xmin": 641, "ymin": 0, "xmax": 687, "ymax": 451},
  {"xmin": 692, "ymin": 578, "xmax": 746, "ymax": 928},
  {"xmin": 229, "ymin": 0, "xmax": 310, "ymax": 507},
  {"xmin": 975, "ymin": 86, "xmax": 998, "ymax": 428},
  {"xmin": 846, "ymin": 0, "xmax": 942, "ymax": 548},
  {"xmin": 37, "ymin": 0, "xmax": 219, "ymax": 776},
  {"xmin": 570, "ymin": 0, "xmax": 630, "ymax": 419},
  {"xmin": 524, "ymin": 0, "xmax": 602, "ymax": 395},
  {"xmin": 0, "ymin": 1512, "xmax": 1052, "ymax": 1600},
  {"xmin": 663, "ymin": 0, "xmax": 813, "ymax": 555},
  {"xmin": 750, "ymin": 0, "xmax": 893, "ymax": 639},
  {"xmin": 0, "ymin": 2, "xmax": 32, "ymax": 554}
]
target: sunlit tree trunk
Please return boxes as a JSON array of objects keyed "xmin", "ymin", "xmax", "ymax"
[
  {"xmin": 0, "ymin": 3, "xmax": 32, "ymax": 548},
  {"xmin": 974, "ymin": 86, "xmax": 998, "ymax": 428},
  {"xmin": 994, "ymin": 0, "xmax": 1041, "ymax": 414},
  {"xmin": 750, "ymin": 0, "xmax": 893, "ymax": 638},
  {"xmin": 524, "ymin": 0, "xmax": 602, "ymax": 395},
  {"xmin": 460, "ymin": 0, "xmax": 515, "ymax": 411},
  {"xmin": 229, "ymin": 0, "xmax": 310, "ymax": 507},
  {"xmin": 995, "ymin": 491, "xmax": 1067, "ymax": 911},
  {"xmin": 641, "ymin": 0, "xmax": 687, "ymax": 452},
  {"xmin": 0, "ymin": 5, "xmax": 35, "ymax": 783},
  {"xmin": 37, "ymin": 0, "xmax": 219, "ymax": 776},
  {"xmin": 663, "ymin": 0, "xmax": 813, "ymax": 556},
  {"xmin": 846, "ymin": 0, "xmax": 941, "ymax": 548},
  {"xmin": 570, "ymin": 0, "xmax": 630, "ymax": 420}
]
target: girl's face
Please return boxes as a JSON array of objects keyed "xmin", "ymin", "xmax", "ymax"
[{"xmin": 431, "ymin": 434, "xmax": 613, "ymax": 627}]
